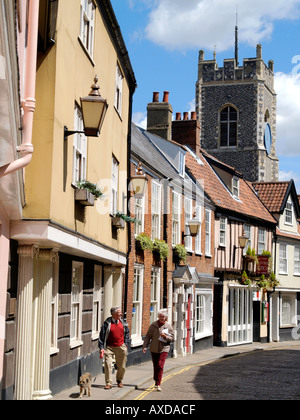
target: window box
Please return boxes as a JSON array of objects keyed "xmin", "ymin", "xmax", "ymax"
[{"xmin": 75, "ymin": 188, "xmax": 95, "ymax": 206}]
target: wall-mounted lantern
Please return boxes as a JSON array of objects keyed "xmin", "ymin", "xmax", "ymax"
[
  {"xmin": 64, "ymin": 76, "xmax": 108, "ymax": 140},
  {"xmin": 130, "ymin": 162, "xmax": 148, "ymax": 198}
]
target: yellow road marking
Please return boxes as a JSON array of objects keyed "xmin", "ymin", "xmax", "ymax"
[
  {"xmin": 134, "ymin": 351, "xmax": 264, "ymax": 401},
  {"xmin": 134, "ymin": 365, "xmax": 193, "ymax": 400}
]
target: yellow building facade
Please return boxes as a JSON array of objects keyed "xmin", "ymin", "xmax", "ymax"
[{"xmin": 7, "ymin": 0, "xmax": 136, "ymax": 400}]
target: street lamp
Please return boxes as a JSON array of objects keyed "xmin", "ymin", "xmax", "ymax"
[
  {"xmin": 184, "ymin": 213, "xmax": 201, "ymax": 238},
  {"xmin": 187, "ymin": 216, "xmax": 201, "ymax": 238},
  {"xmin": 64, "ymin": 75, "xmax": 108, "ymax": 140},
  {"xmin": 238, "ymin": 229, "xmax": 248, "ymax": 250},
  {"xmin": 235, "ymin": 229, "xmax": 248, "ymax": 272},
  {"xmin": 130, "ymin": 162, "xmax": 148, "ymax": 198}
]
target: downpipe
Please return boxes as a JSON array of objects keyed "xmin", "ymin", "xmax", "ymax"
[{"xmin": 0, "ymin": 0, "xmax": 39, "ymax": 178}]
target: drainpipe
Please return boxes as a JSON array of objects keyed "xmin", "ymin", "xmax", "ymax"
[{"xmin": 0, "ymin": 0, "xmax": 39, "ymax": 178}]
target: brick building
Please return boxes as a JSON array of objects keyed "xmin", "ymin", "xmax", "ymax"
[
  {"xmin": 127, "ymin": 93, "xmax": 218, "ymax": 362},
  {"xmin": 144, "ymin": 91, "xmax": 277, "ymax": 348}
]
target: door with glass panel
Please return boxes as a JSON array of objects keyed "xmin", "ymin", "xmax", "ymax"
[{"xmin": 228, "ymin": 287, "xmax": 253, "ymax": 346}]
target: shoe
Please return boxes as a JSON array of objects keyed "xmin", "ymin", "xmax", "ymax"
[
  {"xmin": 104, "ymin": 384, "xmax": 112, "ymax": 390},
  {"xmin": 117, "ymin": 381, "xmax": 124, "ymax": 388},
  {"xmin": 157, "ymin": 386, "xmax": 162, "ymax": 391}
]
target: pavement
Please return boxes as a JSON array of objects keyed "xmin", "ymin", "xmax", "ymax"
[{"xmin": 53, "ymin": 340, "xmax": 300, "ymax": 401}]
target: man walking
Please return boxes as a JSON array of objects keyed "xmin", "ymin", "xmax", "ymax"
[{"xmin": 99, "ymin": 307, "xmax": 130, "ymax": 390}]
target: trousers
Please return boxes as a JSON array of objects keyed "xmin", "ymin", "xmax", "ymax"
[
  {"xmin": 151, "ymin": 352, "xmax": 168, "ymax": 386},
  {"xmin": 104, "ymin": 344, "xmax": 127, "ymax": 385}
]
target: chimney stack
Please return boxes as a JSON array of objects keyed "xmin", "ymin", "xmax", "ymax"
[
  {"xmin": 172, "ymin": 111, "xmax": 201, "ymax": 157},
  {"xmin": 147, "ymin": 91, "xmax": 173, "ymax": 141}
]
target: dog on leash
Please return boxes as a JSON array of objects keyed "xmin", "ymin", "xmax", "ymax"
[{"xmin": 79, "ymin": 373, "xmax": 93, "ymax": 398}]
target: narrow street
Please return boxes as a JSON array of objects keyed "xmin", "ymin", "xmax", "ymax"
[{"xmin": 124, "ymin": 345, "xmax": 300, "ymax": 401}]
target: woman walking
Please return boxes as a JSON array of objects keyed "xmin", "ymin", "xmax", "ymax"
[{"xmin": 142, "ymin": 309, "xmax": 174, "ymax": 391}]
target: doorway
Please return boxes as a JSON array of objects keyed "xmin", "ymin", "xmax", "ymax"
[{"xmin": 253, "ymin": 301, "xmax": 261, "ymax": 342}]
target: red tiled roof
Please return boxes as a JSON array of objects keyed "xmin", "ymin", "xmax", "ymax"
[
  {"xmin": 185, "ymin": 151, "xmax": 277, "ymax": 225},
  {"xmin": 252, "ymin": 182, "xmax": 290, "ymax": 213}
]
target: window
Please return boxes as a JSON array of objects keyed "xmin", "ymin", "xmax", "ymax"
[
  {"xmin": 195, "ymin": 205, "xmax": 202, "ymax": 254},
  {"xmin": 73, "ymin": 106, "xmax": 87, "ymax": 184},
  {"xmin": 185, "ymin": 198, "xmax": 193, "ymax": 252},
  {"xmin": 281, "ymin": 294, "xmax": 296, "ymax": 327},
  {"xmin": 232, "ymin": 177, "xmax": 239, "ymax": 199},
  {"xmin": 80, "ymin": 0, "xmax": 95, "ymax": 57},
  {"xmin": 70, "ymin": 262, "xmax": 83, "ymax": 347},
  {"xmin": 172, "ymin": 191, "xmax": 181, "ymax": 246},
  {"xmin": 258, "ymin": 228, "xmax": 266, "ymax": 255},
  {"xmin": 132, "ymin": 265, "xmax": 144, "ymax": 346},
  {"xmin": 92, "ymin": 265, "xmax": 103, "ymax": 339},
  {"xmin": 50, "ymin": 259, "xmax": 59, "ymax": 355},
  {"xmin": 294, "ymin": 246, "xmax": 300, "ymax": 276},
  {"xmin": 115, "ymin": 63, "xmax": 124, "ymax": 115},
  {"xmin": 219, "ymin": 217, "xmax": 227, "ymax": 247},
  {"xmin": 135, "ymin": 197, "xmax": 145, "ymax": 235},
  {"xmin": 285, "ymin": 199, "xmax": 293, "ymax": 225},
  {"xmin": 205, "ymin": 209, "xmax": 211, "ymax": 256},
  {"xmin": 111, "ymin": 156, "xmax": 119, "ymax": 215},
  {"xmin": 150, "ymin": 268, "xmax": 160, "ymax": 324},
  {"xmin": 220, "ymin": 106, "xmax": 238, "ymax": 147},
  {"xmin": 195, "ymin": 294, "xmax": 205, "ymax": 335},
  {"xmin": 279, "ymin": 243, "xmax": 288, "ymax": 275},
  {"xmin": 152, "ymin": 181, "xmax": 161, "ymax": 240},
  {"xmin": 195, "ymin": 291, "xmax": 213, "ymax": 339}
]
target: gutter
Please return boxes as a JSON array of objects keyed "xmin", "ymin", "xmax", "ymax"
[{"xmin": 0, "ymin": 0, "xmax": 39, "ymax": 178}]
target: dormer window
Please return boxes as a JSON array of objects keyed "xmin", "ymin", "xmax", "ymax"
[
  {"xmin": 232, "ymin": 176, "xmax": 239, "ymax": 199},
  {"xmin": 285, "ymin": 199, "xmax": 293, "ymax": 225}
]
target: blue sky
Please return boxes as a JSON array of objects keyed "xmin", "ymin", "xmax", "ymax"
[{"xmin": 111, "ymin": 0, "xmax": 300, "ymax": 190}]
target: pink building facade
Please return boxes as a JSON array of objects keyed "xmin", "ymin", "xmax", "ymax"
[{"xmin": 0, "ymin": 0, "xmax": 38, "ymax": 397}]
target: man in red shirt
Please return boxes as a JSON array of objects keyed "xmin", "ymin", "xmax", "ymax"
[{"xmin": 99, "ymin": 307, "xmax": 129, "ymax": 390}]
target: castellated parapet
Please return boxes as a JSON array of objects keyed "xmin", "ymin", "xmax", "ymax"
[{"xmin": 196, "ymin": 44, "xmax": 279, "ymax": 183}]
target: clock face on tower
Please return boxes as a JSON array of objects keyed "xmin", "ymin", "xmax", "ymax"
[{"xmin": 264, "ymin": 123, "xmax": 272, "ymax": 155}]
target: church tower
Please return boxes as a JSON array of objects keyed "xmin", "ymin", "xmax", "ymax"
[{"xmin": 196, "ymin": 43, "xmax": 279, "ymax": 182}]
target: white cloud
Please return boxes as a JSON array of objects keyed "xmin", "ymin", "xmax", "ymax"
[
  {"xmin": 279, "ymin": 169, "xmax": 300, "ymax": 182},
  {"xmin": 279, "ymin": 169, "xmax": 300, "ymax": 191},
  {"xmin": 145, "ymin": 0, "xmax": 300, "ymax": 51},
  {"xmin": 132, "ymin": 111, "xmax": 147, "ymax": 129},
  {"xmin": 275, "ymin": 71, "xmax": 300, "ymax": 156}
]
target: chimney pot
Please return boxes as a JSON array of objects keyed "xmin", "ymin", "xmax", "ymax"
[
  {"xmin": 163, "ymin": 91, "xmax": 169, "ymax": 103},
  {"xmin": 191, "ymin": 111, "xmax": 197, "ymax": 120},
  {"xmin": 183, "ymin": 112, "xmax": 189, "ymax": 121},
  {"xmin": 176, "ymin": 112, "xmax": 181, "ymax": 121},
  {"xmin": 153, "ymin": 92, "xmax": 159, "ymax": 102}
]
